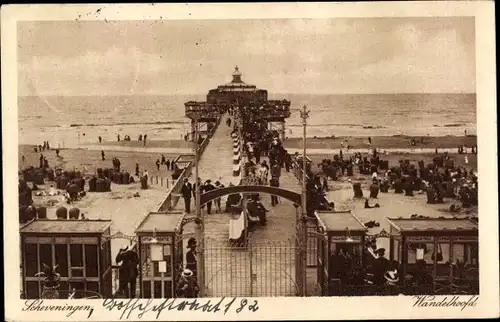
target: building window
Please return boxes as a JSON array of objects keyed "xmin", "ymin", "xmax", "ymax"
[
  {"xmin": 25, "ymin": 244, "xmax": 38, "ymax": 277},
  {"xmin": 84, "ymin": 245, "xmax": 98, "ymax": 277},
  {"xmin": 55, "ymin": 244, "xmax": 69, "ymax": 277},
  {"xmin": 39, "ymin": 244, "xmax": 52, "ymax": 268}
]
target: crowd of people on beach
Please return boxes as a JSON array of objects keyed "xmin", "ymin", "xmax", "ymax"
[{"xmin": 97, "ymin": 133, "xmax": 149, "ymax": 145}]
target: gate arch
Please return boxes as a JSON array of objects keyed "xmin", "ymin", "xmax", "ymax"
[{"xmin": 200, "ymin": 185, "xmax": 302, "ymax": 206}]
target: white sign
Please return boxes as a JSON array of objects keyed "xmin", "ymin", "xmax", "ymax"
[
  {"xmin": 150, "ymin": 244, "xmax": 164, "ymax": 261},
  {"xmin": 158, "ymin": 261, "xmax": 167, "ymax": 273},
  {"xmin": 416, "ymin": 248, "xmax": 425, "ymax": 260}
]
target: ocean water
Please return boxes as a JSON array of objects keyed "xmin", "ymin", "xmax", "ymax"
[{"xmin": 18, "ymin": 93, "xmax": 476, "ymax": 148}]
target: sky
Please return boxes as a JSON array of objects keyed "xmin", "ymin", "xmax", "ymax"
[{"xmin": 17, "ymin": 18, "xmax": 476, "ymax": 96}]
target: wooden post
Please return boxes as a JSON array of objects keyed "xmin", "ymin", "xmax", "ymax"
[{"xmin": 161, "ymin": 177, "xmax": 163, "ymax": 186}]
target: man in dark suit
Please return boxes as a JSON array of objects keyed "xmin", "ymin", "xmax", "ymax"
[
  {"xmin": 373, "ymin": 248, "xmax": 390, "ymax": 286},
  {"xmin": 192, "ymin": 177, "xmax": 202, "ymax": 201},
  {"xmin": 203, "ymin": 180, "xmax": 216, "ymax": 214},
  {"xmin": 116, "ymin": 246, "xmax": 139, "ymax": 298},
  {"xmin": 180, "ymin": 178, "xmax": 192, "ymax": 213}
]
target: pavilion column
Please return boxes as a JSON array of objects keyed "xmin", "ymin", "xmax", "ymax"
[
  {"xmin": 191, "ymin": 120, "xmax": 196, "ymax": 142},
  {"xmin": 280, "ymin": 121, "xmax": 286, "ymax": 141}
]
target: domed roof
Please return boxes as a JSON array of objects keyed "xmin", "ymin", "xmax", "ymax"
[{"xmin": 217, "ymin": 65, "xmax": 257, "ymax": 91}]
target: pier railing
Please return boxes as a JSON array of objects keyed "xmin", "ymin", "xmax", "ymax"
[
  {"xmin": 291, "ymin": 156, "xmax": 312, "ymax": 184},
  {"xmin": 156, "ymin": 115, "xmax": 223, "ymax": 211}
]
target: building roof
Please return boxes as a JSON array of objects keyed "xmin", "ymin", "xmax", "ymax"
[
  {"xmin": 135, "ymin": 211, "xmax": 184, "ymax": 234},
  {"xmin": 315, "ymin": 210, "xmax": 368, "ymax": 232},
  {"xmin": 387, "ymin": 217, "xmax": 478, "ymax": 233},
  {"xmin": 20, "ymin": 219, "xmax": 112, "ymax": 234}
]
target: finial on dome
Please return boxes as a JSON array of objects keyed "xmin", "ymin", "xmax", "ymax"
[{"xmin": 232, "ymin": 65, "xmax": 243, "ymax": 82}]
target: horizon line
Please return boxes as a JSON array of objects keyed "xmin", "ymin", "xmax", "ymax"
[{"xmin": 18, "ymin": 92, "xmax": 477, "ymax": 97}]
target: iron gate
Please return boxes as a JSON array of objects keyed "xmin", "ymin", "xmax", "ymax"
[{"xmin": 202, "ymin": 238, "xmax": 300, "ymax": 297}]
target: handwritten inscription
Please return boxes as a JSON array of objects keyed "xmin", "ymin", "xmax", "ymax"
[
  {"xmin": 102, "ymin": 297, "xmax": 259, "ymax": 319},
  {"xmin": 413, "ymin": 295, "xmax": 479, "ymax": 311},
  {"xmin": 22, "ymin": 300, "xmax": 95, "ymax": 318}
]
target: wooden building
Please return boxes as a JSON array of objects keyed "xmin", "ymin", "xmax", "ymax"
[{"xmin": 20, "ymin": 219, "xmax": 113, "ymax": 299}]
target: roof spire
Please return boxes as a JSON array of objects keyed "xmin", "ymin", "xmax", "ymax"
[{"xmin": 232, "ymin": 65, "xmax": 243, "ymax": 83}]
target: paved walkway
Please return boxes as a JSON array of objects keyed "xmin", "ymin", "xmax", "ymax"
[{"xmin": 175, "ymin": 115, "xmax": 235, "ymax": 213}]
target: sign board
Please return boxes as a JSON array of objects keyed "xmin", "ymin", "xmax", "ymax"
[
  {"xmin": 416, "ymin": 248, "xmax": 425, "ymax": 260},
  {"xmin": 406, "ymin": 236, "xmax": 435, "ymax": 243},
  {"xmin": 141, "ymin": 236, "xmax": 172, "ymax": 244},
  {"xmin": 150, "ymin": 244, "xmax": 164, "ymax": 261},
  {"xmin": 329, "ymin": 236, "xmax": 362, "ymax": 243},
  {"xmin": 158, "ymin": 261, "xmax": 167, "ymax": 273}
]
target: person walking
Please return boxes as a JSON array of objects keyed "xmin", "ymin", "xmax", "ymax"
[
  {"xmin": 203, "ymin": 180, "xmax": 216, "ymax": 214},
  {"xmin": 156, "ymin": 159, "xmax": 160, "ymax": 171},
  {"xmin": 185, "ymin": 238, "xmax": 198, "ymax": 279},
  {"xmin": 181, "ymin": 178, "xmax": 193, "ymax": 213},
  {"xmin": 214, "ymin": 181, "xmax": 224, "ymax": 213},
  {"xmin": 101, "ymin": 150, "xmax": 105, "ymax": 161},
  {"xmin": 166, "ymin": 159, "xmax": 171, "ymax": 170}
]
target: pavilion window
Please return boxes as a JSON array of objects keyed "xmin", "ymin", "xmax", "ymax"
[
  {"xmin": 55, "ymin": 244, "xmax": 69, "ymax": 277},
  {"xmin": 435, "ymin": 243, "xmax": 450, "ymax": 278},
  {"xmin": 39, "ymin": 244, "xmax": 52, "ymax": 268},
  {"xmin": 70, "ymin": 244, "xmax": 84, "ymax": 277},
  {"xmin": 407, "ymin": 242, "xmax": 434, "ymax": 264},
  {"xmin": 465, "ymin": 244, "xmax": 479, "ymax": 265},
  {"xmin": 392, "ymin": 239, "xmax": 401, "ymax": 262},
  {"xmin": 84, "ymin": 244, "xmax": 99, "ymax": 277},
  {"xmin": 24, "ymin": 244, "xmax": 38, "ymax": 277}
]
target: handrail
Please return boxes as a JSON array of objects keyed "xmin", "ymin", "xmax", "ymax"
[
  {"xmin": 156, "ymin": 115, "xmax": 223, "ymax": 212},
  {"xmin": 291, "ymin": 156, "xmax": 312, "ymax": 184}
]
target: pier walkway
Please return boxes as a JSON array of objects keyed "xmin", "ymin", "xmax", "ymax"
[{"xmin": 174, "ymin": 115, "xmax": 236, "ymax": 214}]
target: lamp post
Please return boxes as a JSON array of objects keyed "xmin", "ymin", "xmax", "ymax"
[
  {"xmin": 299, "ymin": 105, "xmax": 310, "ymax": 217},
  {"xmin": 192, "ymin": 113, "xmax": 204, "ymax": 296},
  {"xmin": 299, "ymin": 105, "xmax": 310, "ymax": 296}
]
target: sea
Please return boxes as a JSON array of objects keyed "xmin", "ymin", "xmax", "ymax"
[{"xmin": 18, "ymin": 93, "xmax": 477, "ymax": 148}]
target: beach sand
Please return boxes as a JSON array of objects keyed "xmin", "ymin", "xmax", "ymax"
[
  {"xmin": 19, "ymin": 145, "xmax": 179, "ymax": 178},
  {"xmin": 307, "ymin": 151, "xmax": 478, "ymax": 261},
  {"xmin": 283, "ymin": 135, "xmax": 477, "ymax": 150},
  {"xmin": 19, "ymin": 145, "xmax": 182, "ymax": 258},
  {"xmin": 66, "ymin": 135, "xmax": 478, "ymax": 155},
  {"xmin": 308, "ymin": 152, "xmax": 478, "ymax": 174}
]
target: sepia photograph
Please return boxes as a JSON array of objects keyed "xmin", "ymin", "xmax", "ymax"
[{"xmin": 2, "ymin": 2, "xmax": 498, "ymax": 321}]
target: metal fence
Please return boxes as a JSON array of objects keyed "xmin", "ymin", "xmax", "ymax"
[
  {"xmin": 305, "ymin": 217, "xmax": 318, "ymax": 268},
  {"xmin": 149, "ymin": 176, "xmax": 173, "ymax": 188},
  {"xmin": 203, "ymin": 239, "xmax": 300, "ymax": 297}
]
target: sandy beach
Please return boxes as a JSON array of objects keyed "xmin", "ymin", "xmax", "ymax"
[
  {"xmin": 283, "ymin": 135, "xmax": 477, "ymax": 150},
  {"xmin": 59, "ymin": 134, "xmax": 479, "ymax": 155},
  {"xmin": 19, "ymin": 144, "xmax": 179, "ymax": 178}
]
